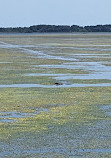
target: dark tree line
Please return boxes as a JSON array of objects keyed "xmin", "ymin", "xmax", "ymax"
[{"xmin": 0, "ymin": 24, "xmax": 111, "ymax": 33}]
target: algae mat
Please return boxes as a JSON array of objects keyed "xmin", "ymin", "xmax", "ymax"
[{"xmin": 0, "ymin": 33, "xmax": 111, "ymax": 158}]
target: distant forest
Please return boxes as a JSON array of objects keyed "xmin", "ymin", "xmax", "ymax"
[{"xmin": 0, "ymin": 24, "xmax": 111, "ymax": 33}]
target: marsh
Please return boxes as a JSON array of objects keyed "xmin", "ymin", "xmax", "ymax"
[{"xmin": 0, "ymin": 33, "xmax": 111, "ymax": 157}]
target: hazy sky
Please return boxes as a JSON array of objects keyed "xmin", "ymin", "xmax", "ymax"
[{"xmin": 0, "ymin": 0, "xmax": 111, "ymax": 27}]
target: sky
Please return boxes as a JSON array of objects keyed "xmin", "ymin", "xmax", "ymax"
[{"xmin": 0, "ymin": 0, "xmax": 111, "ymax": 27}]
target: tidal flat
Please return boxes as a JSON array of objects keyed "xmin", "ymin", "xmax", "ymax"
[{"xmin": 0, "ymin": 33, "xmax": 111, "ymax": 158}]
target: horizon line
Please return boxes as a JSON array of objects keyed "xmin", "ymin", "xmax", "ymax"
[{"xmin": 0, "ymin": 24, "xmax": 111, "ymax": 28}]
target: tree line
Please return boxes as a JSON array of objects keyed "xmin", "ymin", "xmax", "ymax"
[{"xmin": 0, "ymin": 24, "xmax": 111, "ymax": 33}]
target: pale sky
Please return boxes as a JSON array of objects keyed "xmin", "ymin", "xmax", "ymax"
[{"xmin": 0, "ymin": 0, "xmax": 111, "ymax": 27}]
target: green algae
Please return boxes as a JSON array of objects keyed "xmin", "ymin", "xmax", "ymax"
[{"xmin": 0, "ymin": 86, "xmax": 111, "ymax": 140}]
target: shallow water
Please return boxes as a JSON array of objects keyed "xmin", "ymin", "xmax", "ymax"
[
  {"xmin": 100, "ymin": 105, "xmax": 111, "ymax": 117},
  {"xmin": 53, "ymin": 72, "xmax": 111, "ymax": 80},
  {"xmin": 1, "ymin": 147, "xmax": 111, "ymax": 157},
  {"xmin": 0, "ymin": 108, "xmax": 49, "ymax": 123},
  {"xmin": 0, "ymin": 111, "xmax": 33, "ymax": 118},
  {"xmin": 37, "ymin": 61, "xmax": 111, "ymax": 72},
  {"xmin": 1, "ymin": 83, "xmax": 111, "ymax": 88},
  {"xmin": 0, "ymin": 42, "xmax": 77, "ymax": 61}
]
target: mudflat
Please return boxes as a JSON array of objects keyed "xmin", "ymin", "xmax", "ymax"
[{"xmin": 0, "ymin": 33, "xmax": 111, "ymax": 158}]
